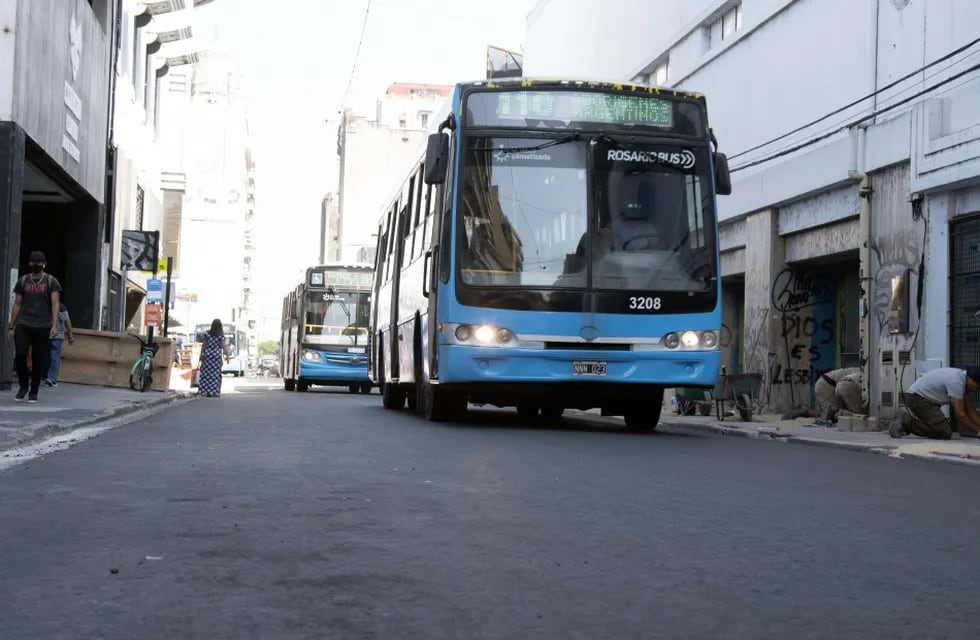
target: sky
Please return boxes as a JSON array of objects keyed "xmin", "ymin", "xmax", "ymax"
[{"xmin": 193, "ymin": 0, "xmax": 532, "ymax": 333}]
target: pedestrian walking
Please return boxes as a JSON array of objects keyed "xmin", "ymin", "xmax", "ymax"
[
  {"xmin": 7, "ymin": 251, "xmax": 62, "ymax": 403},
  {"xmin": 44, "ymin": 302, "xmax": 74, "ymax": 387},
  {"xmin": 197, "ymin": 319, "xmax": 225, "ymax": 398},
  {"xmin": 890, "ymin": 367, "xmax": 980, "ymax": 440},
  {"xmin": 814, "ymin": 367, "xmax": 866, "ymax": 422}
]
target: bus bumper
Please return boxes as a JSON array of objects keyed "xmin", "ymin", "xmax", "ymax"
[
  {"xmin": 439, "ymin": 344, "xmax": 720, "ymax": 388},
  {"xmin": 299, "ymin": 359, "xmax": 370, "ymax": 385}
]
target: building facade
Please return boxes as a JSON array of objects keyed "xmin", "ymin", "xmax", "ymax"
[
  {"xmin": 166, "ymin": 49, "xmax": 256, "ymax": 345},
  {"xmin": 525, "ymin": 0, "xmax": 980, "ymax": 422},
  {"xmin": 336, "ymin": 82, "xmax": 451, "ymax": 263},
  {"xmin": 108, "ymin": 0, "xmax": 213, "ymax": 332},
  {"xmin": 0, "ymin": 0, "xmax": 113, "ymax": 389}
]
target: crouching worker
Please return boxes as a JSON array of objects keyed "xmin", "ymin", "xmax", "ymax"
[
  {"xmin": 814, "ymin": 367, "xmax": 867, "ymax": 422},
  {"xmin": 890, "ymin": 367, "xmax": 980, "ymax": 440}
]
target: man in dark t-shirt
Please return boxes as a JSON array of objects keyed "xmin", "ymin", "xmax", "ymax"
[{"xmin": 7, "ymin": 251, "xmax": 62, "ymax": 403}]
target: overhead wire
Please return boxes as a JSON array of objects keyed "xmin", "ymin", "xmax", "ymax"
[
  {"xmin": 341, "ymin": 0, "xmax": 374, "ymax": 109},
  {"xmin": 733, "ymin": 46, "xmax": 980, "ymax": 171},
  {"xmin": 731, "ymin": 60, "xmax": 980, "ymax": 173},
  {"xmin": 728, "ymin": 36, "xmax": 980, "ymax": 162}
]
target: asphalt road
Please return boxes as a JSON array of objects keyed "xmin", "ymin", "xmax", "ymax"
[{"xmin": 1, "ymin": 382, "xmax": 978, "ymax": 639}]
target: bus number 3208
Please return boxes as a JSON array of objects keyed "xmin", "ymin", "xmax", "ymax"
[{"xmin": 629, "ymin": 296, "xmax": 662, "ymax": 311}]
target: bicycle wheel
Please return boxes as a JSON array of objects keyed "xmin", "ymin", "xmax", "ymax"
[{"xmin": 139, "ymin": 359, "xmax": 153, "ymax": 392}]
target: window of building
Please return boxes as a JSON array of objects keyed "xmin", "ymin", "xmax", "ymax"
[
  {"xmin": 419, "ymin": 111, "xmax": 431, "ymax": 128},
  {"xmin": 410, "ymin": 88, "xmax": 422, "ymax": 97},
  {"xmin": 652, "ymin": 60, "xmax": 669, "ymax": 85},
  {"xmin": 398, "ymin": 116, "xmax": 407, "ymax": 129},
  {"xmin": 721, "ymin": 3, "xmax": 742, "ymax": 40}
]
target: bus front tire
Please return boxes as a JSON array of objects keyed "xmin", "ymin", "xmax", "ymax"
[
  {"xmin": 348, "ymin": 384, "xmax": 359, "ymax": 394},
  {"xmin": 516, "ymin": 404, "xmax": 539, "ymax": 420},
  {"xmin": 624, "ymin": 389, "xmax": 664, "ymax": 433},
  {"xmin": 419, "ymin": 382, "xmax": 464, "ymax": 422},
  {"xmin": 297, "ymin": 381, "xmax": 309, "ymax": 392}
]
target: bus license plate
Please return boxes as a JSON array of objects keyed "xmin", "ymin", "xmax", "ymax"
[{"xmin": 573, "ymin": 360, "xmax": 607, "ymax": 376}]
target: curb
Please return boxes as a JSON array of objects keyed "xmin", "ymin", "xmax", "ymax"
[
  {"xmin": 664, "ymin": 419, "xmax": 980, "ymax": 467},
  {"xmin": 1, "ymin": 392, "xmax": 195, "ymax": 455}
]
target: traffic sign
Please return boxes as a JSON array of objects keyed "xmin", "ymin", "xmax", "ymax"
[
  {"xmin": 144, "ymin": 303, "xmax": 162, "ymax": 328},
  {"xmin": 146, "ymin": 278, "xmax": 164, "ymax": 304}
]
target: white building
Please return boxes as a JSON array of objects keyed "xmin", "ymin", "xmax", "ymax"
[
  {"xmin": 109, "ymin": 0, "xmax": 213, "ymax": 331},
  {"xmin": 337, "ymin": 82, "xmax": 452, "ymax": 263},
  {"xmin": 525, "ymin": 0, "xmax": 980, "ymax": 423},
  {"xmin": 169, "ymin": 49, "xmax": 256, "ymax": 339}
]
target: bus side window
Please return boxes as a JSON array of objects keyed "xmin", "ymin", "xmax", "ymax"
[
  {"xmin": 385, "ymin": 205, "xmax": 395, "ymax": 283},
  {"xmin": 413, "ymin": 164, "xmax": 425, "ymax": 260},
  {"xmin": 421, "ymin": 182, "xmax": 433, "ymax": 258}
]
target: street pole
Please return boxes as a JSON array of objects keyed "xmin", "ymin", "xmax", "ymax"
[
  {"xmin": 162, "ymin": 256, "xmax": 173, "ymax": 335},
  {"xmin": 147, "ymin": 261, "xmax": 157, "ymax": 347}
]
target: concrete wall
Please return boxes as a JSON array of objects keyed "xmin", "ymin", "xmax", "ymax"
[
  {"xmin": 0, "ymin": 0, "xmax": 16, "ymax": 121},
  {"xmin": 12, "ymin": 0, "xmax": 110, "ymax": 201},
  {"xmin": 337, "ymin": 114, "xmax": 428, "ymax": 261}
]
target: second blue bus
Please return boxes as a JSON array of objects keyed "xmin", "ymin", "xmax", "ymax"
[{"xmin": 281, "ymin": 264, "xmax": 374, "ymax": 393}]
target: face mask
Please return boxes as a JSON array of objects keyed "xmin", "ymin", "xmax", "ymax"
[{"xmin": 29, "ymin": 263, "xmax": 43, "ymax": 274}]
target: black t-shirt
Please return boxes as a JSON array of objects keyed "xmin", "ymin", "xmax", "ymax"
[{"xmin": 14, "ymin": 273, "xmax": 62, "ymax": 328}]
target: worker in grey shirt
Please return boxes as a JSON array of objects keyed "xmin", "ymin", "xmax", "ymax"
[{"xmin": 891, "ymin": 367, "xmax": 980, "ymax": 440}]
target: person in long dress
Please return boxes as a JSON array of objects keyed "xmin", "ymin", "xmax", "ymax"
[{"xmin": 197, "ymin": 318, "xmax": 225, "ymax": 398}]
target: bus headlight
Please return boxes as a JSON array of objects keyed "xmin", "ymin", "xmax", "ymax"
[
  {"xmin": 701, "ymin": 331, "xmax": 718, "ymax": 348},
  {"xmin": 301, "ymin": 349, "xmax": 322, "ymax": 362},
  {"xmin": 681, "ymin": 331, "xmax": 700, "ymax": 348},
  {"xmin": 663, "ymin": 332, "xmax": 680, "ymax": 349},
  {"xmin": 445, "ymin": 323, "xmax": 519, "ymax": 347}
]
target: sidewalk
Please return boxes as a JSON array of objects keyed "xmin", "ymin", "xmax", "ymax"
[
  {"xmin": 0, "ymin": 382, "xmax": 191, "ymax": 454},
  {"xmin": 663, "ymin": 411, "xmax": 980, "ymax": 467}
]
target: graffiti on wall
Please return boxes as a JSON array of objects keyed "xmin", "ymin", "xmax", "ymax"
[{"xmin": 870, "ymin": 229, "xmax": 921, "ymax": 334}]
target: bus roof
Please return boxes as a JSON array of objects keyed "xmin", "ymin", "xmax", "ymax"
[{"xmin": 454, "ymin": 77, "xmax": 704, "ymax": 102}]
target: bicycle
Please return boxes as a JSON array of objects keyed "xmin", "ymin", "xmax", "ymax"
[{"xmin": 129, "ymin": 334, "xmax": 160, "ymax": 393}]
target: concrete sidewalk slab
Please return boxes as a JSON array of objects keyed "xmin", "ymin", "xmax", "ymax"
[
  {"xmin": 564, "ymin": 407, "xmax": 980, "ymax": 467},
  {"xmin": 663, "ymin": 413, "xmax": 980, "ymax": 467},
  {"xmin": 0, "ymin": 383, "xmax": 192, "ymax": 453}
]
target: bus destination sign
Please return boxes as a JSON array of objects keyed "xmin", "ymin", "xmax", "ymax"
[
  {"xmin": 309, "ymin": 269, "xmax": 374, "ymax": 289},
  {"xmin": 468, "ymin": 90, "xmax": 675, "ymax": 128}
]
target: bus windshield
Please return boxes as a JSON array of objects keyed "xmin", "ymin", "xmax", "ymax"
[
  {"xmin": 457, "ymin": 135, "xmax": 716, "ymax": 293},
  {"xmin": 304, "ymin": 289, "xmax": 370, "ymax": 345}
]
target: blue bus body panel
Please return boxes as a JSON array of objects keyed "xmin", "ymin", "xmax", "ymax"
[
  {"xmin": 437, "ymin": 306, "xmax": 720, "ymax": 387},
  {"xmin": 299, "ymin": 348, "xmax": 370, "ymax": 384}
]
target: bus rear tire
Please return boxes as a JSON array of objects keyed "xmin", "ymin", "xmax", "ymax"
[
  {"xmin": 297, "ymin": 381, "xmax": 309, "ymax": 392},
  {"xmin": 348, "ymin": 384, "xmax": 359, "ymax": 394},
  {"xmin": 516, "ymin": 404, "xmax": 539, "ymax": 420},
  {"xmin": 359, "ymin": 383, "xmax": 373, "ymax": 394},
  {"xmin": 540, "ymin": 406, "xmax": 564, "ymax": 422},
  {"xmin": 381, "ymin": 382, "xmax": 405, "ymax": 410},
  {"xmin": 284, "ymin": 378, "xmax": 296, "ymax": 392}
]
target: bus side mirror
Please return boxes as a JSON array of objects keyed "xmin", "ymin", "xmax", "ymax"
[
  {"xmin": 714, "ymin": 153, "xmax": 732, "ymax": 196},
  {"xmin": 424, "ymin": 133, "xmax": 450, "ymax": 185}
]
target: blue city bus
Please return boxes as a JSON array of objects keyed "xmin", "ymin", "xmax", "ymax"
[
  {"xmin": 281, "ymin": 263, "xmax": 374, "ymax": 393},
  {"xmin": 370, "ymin": 78, "xmax": 732, "ymax": 429}
]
